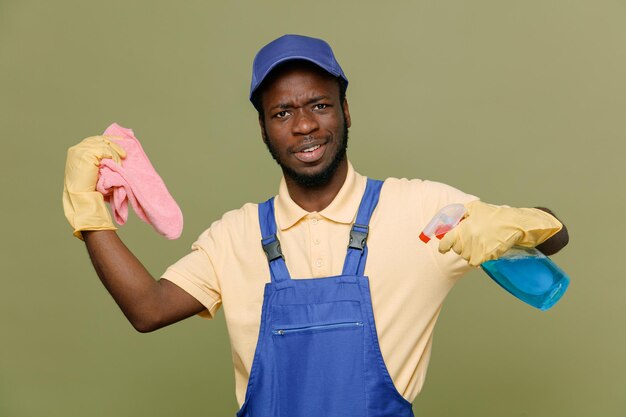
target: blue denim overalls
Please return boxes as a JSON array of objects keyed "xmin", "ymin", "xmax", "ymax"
[{"xmin": 236, "ymin": 179, "xmax": 414, "ymax": 417}]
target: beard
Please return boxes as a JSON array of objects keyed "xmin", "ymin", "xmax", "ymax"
[{"xmin": 263, "ymin": 121, "xmax": 349, "ymax": 189}]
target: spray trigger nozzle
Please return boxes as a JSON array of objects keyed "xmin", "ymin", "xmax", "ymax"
[{"xmin": 419, "ymin": 204, "xmax": 467, "ymax": 243}]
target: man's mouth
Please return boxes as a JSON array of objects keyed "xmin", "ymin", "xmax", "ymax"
[
  {"xmin": 302, "ymin": 144, "xmax": 321, "ymax": 153},
  {"xmin": 294, "ymin": 143, "xmax": 326, "ymax": 163}
]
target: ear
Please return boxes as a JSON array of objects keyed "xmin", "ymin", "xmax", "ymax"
[
  {"xmin": 258, "ymin": 116, "xmax": 268, "ymax": 143},
  {"xmin": 342, "ymin": 98, "xmax": 351, "ymax": 128}
]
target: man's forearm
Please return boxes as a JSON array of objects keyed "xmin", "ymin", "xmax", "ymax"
[
  {"xmin": 83, "ymin": 230, "xmax": 165, "ymax": 332},
  {"xmin": 535, "ymin": 207, "xmax": 569, "ymax": 256},
  {"xmin": 82, "ymin": 231, "xmax": 205, "ymax": 332}
]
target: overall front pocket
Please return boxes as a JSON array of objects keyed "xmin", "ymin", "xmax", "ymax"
[
  {"xmin": 272, "ymin": 320, "xmax": 367, "ymax": 417},
  {"xmin": 272, "ymin": 321, "xmax": 363, "ymax": 335}
]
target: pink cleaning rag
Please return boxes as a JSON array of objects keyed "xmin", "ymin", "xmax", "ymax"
[{"xmin": 96, "ymin": 123, "xmax": 183, "ymax": 239}]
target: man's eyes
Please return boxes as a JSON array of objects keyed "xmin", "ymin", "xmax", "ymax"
[{"xmin": 273, "ymin": 104, "xmax": 329, "ymax": 118}]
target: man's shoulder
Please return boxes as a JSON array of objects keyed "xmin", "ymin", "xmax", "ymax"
[
  {"xmin": 380, "ymin": 176, "xmax": 465, "ymax": 195},
  {"xmin": 193, "ymin": 202, "xmax": 261, "ymax": 246},
  {"xmin": 220, "ymin": 202, "xmax": 259, "ymax": 224},
  {"xmin": 377, "ymin": 176, "xmax": 478, "ymax": 211}
]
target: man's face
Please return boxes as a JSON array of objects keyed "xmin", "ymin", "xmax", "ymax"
[{"xmin": 259, "ymin": 63, "xmax": 351, "ymax": 188}]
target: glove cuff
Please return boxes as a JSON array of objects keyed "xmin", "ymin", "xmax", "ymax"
[
  {"xmin": 63, "ymin": 190, "xmax": 117, "ymax": 240},
  {"xmin": 515, "ymin": 207, "xmax": 563, "ymax": 247},
  {"xmin": 463, "ymin": 200, "xmax": 563, "ymax": 248}
]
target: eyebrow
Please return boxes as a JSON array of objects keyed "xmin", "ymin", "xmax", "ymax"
[{"xmin": 270, "ymin": 95, "xmax": 331, "ymax": 112}]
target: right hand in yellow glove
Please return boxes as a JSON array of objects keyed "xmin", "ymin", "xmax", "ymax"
[
  {"xmin": 62, "ymin": 136, "xmax": 126, "ymax": 240},
  {"xmin": 438, "ymin": 200, "xmax": 563, "ymax": 266}
]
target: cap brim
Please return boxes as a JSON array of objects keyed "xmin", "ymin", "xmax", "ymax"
[{"xmin": 250, "ymin": 56, "xmax": 342, "ymax": 99}]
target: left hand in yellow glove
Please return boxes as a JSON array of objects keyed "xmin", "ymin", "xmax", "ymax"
[
  {"xmin": 62, "ymin": 135, "xmax": 127, "ymax": 240},
  {"xmin": 438, "ymin": 200, "xmax": 563, "ymax": 266}
]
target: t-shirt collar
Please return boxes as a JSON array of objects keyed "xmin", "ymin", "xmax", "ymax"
[{"xmin": 274, "ymin": 161, "xmax": 367, "ymax": 231}]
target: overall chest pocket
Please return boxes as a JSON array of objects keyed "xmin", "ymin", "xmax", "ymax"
[{"xmin": 271, "ymin": 301, "xmax": 367, "ymax": 417}]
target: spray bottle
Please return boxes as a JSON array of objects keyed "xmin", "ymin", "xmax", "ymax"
[{"xmin": 420, "ymin": 204, "xmax": 570, "ymax": 311}]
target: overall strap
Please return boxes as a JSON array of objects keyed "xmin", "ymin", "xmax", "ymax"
[
  {"xmin": 258, "ymin": 198, "xmax": 291, "ymax": 283},
  {"xmin": 342, "ymin": 178, "xmax": 384, "ymax": 276}
]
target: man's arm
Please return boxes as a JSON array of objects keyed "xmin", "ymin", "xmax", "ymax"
[
  {"xmin": 63, "ymin": 136, "xmax": 205, "ymax": 332},
  {"xmin": 534, "ymin": 207, "xmax": 569, "ymax": 256},
  {"xmin": 83, "ymin": 230, "xmax": 205, "ymax": 333}
]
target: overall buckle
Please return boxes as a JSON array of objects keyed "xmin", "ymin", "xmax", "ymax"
[
  {"xmin": 262, "ymin": 235, "xmax": 284, "ymax": 261},
  {"xmin": 348, "ymin": 224, "xmax": 369, "ymax": 250}
]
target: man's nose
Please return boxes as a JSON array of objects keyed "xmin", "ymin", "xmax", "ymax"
[{"xmin": 292, "ymin": 110, "xmax": 318, "ymax": 135}]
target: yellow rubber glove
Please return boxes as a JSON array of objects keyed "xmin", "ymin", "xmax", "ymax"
[
  {"xmin": 438, "ymin": 200, "xmax": 563, "ymax": 266},
  {"xmin": 62, "ymin": 135, "xmax": 126, "ymax": 240}
]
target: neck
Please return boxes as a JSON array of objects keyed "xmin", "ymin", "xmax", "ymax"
[{"xmin": 283, "ymin": 159, "xmax": 348, "ymax": 212}]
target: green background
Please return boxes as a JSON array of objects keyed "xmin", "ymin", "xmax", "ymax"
[{"xmin": 1, "ymin": 0, "xmax": 625, "ymax": 416}]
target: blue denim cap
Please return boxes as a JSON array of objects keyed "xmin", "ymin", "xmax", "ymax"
[{"xmin": 249, "ymin": 34, "xmax": 348, "ymax": 101}]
